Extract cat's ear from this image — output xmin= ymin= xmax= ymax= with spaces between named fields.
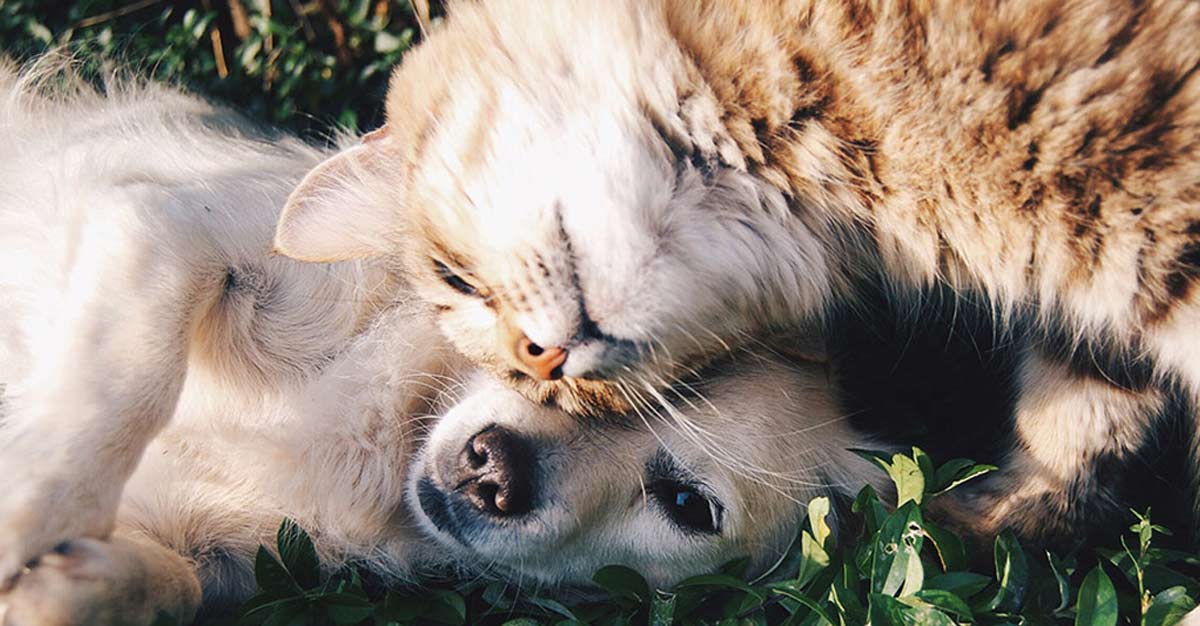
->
xmin=274 ymin=126 xmax=399 ymax=262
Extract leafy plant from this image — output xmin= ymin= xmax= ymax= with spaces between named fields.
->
xmin=232 ymin=449 xmax=1200 ymax=625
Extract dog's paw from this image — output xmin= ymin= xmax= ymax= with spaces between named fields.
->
xmin=0 ymin=473 xmax=123 ymax=589
xmin=0 ymin=538 xmax=197 ymax=626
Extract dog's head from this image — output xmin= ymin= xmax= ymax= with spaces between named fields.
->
xmin=406 ymin=352 xmax=874 ymax=588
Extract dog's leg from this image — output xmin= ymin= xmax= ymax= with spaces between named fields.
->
xmin=0 ymin=534 xmax=201 ymax=626
xmin=0 ymin=206 xmax=217 ymax=586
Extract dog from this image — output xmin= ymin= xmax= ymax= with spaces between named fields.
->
xmin=0 ymin=59 xmax=880 ymax=625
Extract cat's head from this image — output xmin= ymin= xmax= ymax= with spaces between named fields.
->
xmin=274 ymin=0 xmax=831 ymax=415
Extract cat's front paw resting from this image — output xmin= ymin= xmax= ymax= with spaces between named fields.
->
xmin=0 ymin=538 xmax=200 ymax=626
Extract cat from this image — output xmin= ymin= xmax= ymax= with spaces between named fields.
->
xmin=273 ymin=0 xmax=1200 ymax=531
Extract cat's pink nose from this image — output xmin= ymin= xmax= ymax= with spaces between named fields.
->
xmin=515 ymin=336 xmax=567 ymax=380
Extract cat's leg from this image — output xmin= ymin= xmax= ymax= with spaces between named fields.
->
xmin=0 ymin=534 xmax=202 ymax=626
xmin=933 ymin=350 xmax=1165 ymax=544
xmin=0 ymin=201 xmax=222 ymax=587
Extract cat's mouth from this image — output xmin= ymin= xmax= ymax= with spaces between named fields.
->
xmin=500 ymin=369 xmax=637 ymax=417
xmin=555 ymin=336 xmax=643 ymax=380
xmin=497 ymin=349 xmax=718 ymax=419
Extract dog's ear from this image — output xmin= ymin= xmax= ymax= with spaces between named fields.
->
xmin=274 ymin=126 xmax=399 ymax=262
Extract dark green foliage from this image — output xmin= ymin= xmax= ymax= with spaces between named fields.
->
xmin=233 ymin=450 xmax=1200 ymax=625
xmin=0 ymin=0 xmax=442 ymax=137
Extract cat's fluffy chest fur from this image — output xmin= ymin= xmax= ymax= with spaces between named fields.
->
xmin=276 ymin=0 xmax=1200 ymax=435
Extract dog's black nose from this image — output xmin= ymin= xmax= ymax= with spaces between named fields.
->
xmin=454 ymin=426 xmax=535 ymax=517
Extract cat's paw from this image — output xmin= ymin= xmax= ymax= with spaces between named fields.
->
xmin=0 ymin=538 xmax=196 ymax=626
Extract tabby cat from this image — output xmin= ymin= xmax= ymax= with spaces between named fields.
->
xmin=276 ymin=0 xmax=1200 ymax=512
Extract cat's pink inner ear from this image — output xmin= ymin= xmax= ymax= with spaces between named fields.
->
xmin=274 ymin=141 xmax=398 ymax=262
xmin=362 ymin=124 xmax=389 ymax=143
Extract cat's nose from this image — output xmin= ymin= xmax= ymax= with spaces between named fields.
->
xmin=454 ymin=426 xmax=535 ymax=517
xmin=515 ymin=336 xmax=567 ymax=380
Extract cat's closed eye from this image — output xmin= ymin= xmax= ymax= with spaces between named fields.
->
xmin=432 ymin=259 xmax=481 ymax=297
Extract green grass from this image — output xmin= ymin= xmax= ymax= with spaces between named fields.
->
xmin=0 ymin=0 xmax=442 ymax=137
xmin=230 ymin=450 xmax=1200 ymax=626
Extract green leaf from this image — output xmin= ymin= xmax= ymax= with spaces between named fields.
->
xmin=796 ymin=531 xmax=831 ymax=588
xmin=318 ymin=592 xmax=374 ymax=624
xmin=926 ymin=572 xmax=991 ymax=599
xmin=912 ymin=447 xmax=936 ymax=491
xmin=830 ymin=561 xmax=868 ymax=624
xmin=259 ymin=599 xmax=311 ymax=626
xmin=276 ymin=519 xmax=320 ymax=590
xmin=674 ymin=574 xmax=764 ymax=601
xmin=852 ymin=485 xmax=888 ymax=536
xmin=1143 ymin=586 xmax=1196 ymax=626
xmin=650 ymin=592 xmax=676 ymax=626
xmin=888 ymin=454 xmax=925 ymax=506
xmin=1074 ymin=566 xmax=1118 ymax=626
xmin=871 ymin=501 xmax=925 ymax=597
xmin=527 ymin=597 xmax=579 ymax=621
xmin=720 ymin=556 xmax=752 ymax=578
xmin=593 ymin=565 xmax=651 ymax=604
xmin=849 ymin=448 xmax=893 ymax=467
xmin=869 ymin=593 xmax=955 ymax=626
xmin=929 ymin=463 xmax=998 ymax=496
xmin=913 ymin=589 xmax=973 ymax=622
xmin=253 ymin=546 xmax=301 ymax=598
xmin=986 ymin=529 xmax=1028 ymax=612
xmin=850 ymin=449 xmax=924 ymax=506
xmin=930 ymin=459 xmax=975 ymax=492
xmin=1047 ymin=551 xmax=1073 ymax=613
xmin=808 ymin=496 xmax=833 ymax=552
xmin=425 ymin=589 xmax=467 ymax=625
xmin=772 ymin=585 xmax=838 ymax=625
xmin=923 ymin=521 xmax=967 ymax=572
xmin=376 ymin=592 xmax=424 ymax=622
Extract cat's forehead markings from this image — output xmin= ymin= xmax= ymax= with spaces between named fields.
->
xmin=428 ymin=240 xmax=472 ymax=270
xmin=458 ymin=85 xmax=501 ymax=173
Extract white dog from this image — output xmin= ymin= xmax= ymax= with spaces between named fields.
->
xmin=0 ymin=60 xmax=876 ymax=625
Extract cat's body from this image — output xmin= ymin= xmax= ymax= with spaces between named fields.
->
xmin=276 ymin=0 xmax=1200 ymax=529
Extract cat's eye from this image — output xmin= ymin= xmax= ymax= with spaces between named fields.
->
xmin=650 ymin=478 xmax=723 ymax=535
xmin=432 ymin=259 xmax=479 ymax=297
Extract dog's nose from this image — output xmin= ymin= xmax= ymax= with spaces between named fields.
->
xmin=455 ymin=426 xmax=535 ymax=516
xmin=515 ymin=336 xmax=567 ymax=380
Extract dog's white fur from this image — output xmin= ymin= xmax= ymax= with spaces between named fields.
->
xmin=0 ymin=60 xmax=877 ymax=624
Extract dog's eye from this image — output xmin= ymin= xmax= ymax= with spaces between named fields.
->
xmin=651 ymin=479 xmax=723 ymax=535
xmin=432 ymin=259 xmax=479 ymax=297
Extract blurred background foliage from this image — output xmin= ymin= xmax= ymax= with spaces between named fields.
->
xmin=0 ymin=0 xmax=444 ymax=138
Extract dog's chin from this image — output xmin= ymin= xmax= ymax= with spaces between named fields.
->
xmin=404 ymin=457 xmax=465 ymax=547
